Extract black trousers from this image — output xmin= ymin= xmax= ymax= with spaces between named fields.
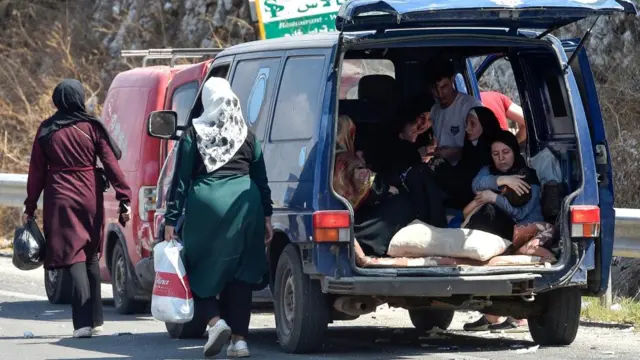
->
xmin=194 ymin=280 xmax=252 ymax=338
xmin=68 ymin=254 xmax=103 ymax=330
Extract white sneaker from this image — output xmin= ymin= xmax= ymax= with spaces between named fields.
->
xmin=203 ymin=319 xmax=232 ymax=358
xmin=92 ymin=326 xmax=103 ymax=335
xmin=226 ymin=340 xmax=250 ymax=358
xmin=73 ymin=327 xmax=92 ymax=338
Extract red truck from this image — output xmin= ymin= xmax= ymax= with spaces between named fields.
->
xmin=43 ymin=49 xmax=221 ymax=313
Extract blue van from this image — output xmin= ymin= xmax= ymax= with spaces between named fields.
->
xmin=146 ymin=0 xmax=637 ymax=354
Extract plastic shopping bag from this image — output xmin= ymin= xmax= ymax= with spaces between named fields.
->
xmin=12 ymin=218 xmax=46 ymax=271
xmin=151 ymin=240 xmax=194 ymax=323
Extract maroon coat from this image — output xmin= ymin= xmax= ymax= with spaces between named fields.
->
xmin=24 ymin=121 xmax=131 ymax=269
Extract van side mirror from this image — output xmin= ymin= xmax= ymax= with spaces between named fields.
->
xmin=147 ymin=111 xmax=178 ymax=139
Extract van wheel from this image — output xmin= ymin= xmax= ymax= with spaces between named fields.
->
xmin=274 ymin=244 xmax=330 ymax=354
xmin=111 ymin=242 xmax=147 ymax=314
xmin=408 ymin=309 xmax=455 ymax=332
xmin=44 ymin=268 xmax=72 ymax=305
xmin=528 ymin=286 xmax=581 ymax=345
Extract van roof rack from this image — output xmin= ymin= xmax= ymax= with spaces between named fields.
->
xmin=119 ymin=48 xmax=224 ymax=67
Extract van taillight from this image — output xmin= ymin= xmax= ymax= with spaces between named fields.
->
xmin=570 ymin=205 xmax=600 ymax=238
xmin=312 ymin=211 xmax=350 ymax=242
xmin=139 ymin=186 xmax=157 ymax=222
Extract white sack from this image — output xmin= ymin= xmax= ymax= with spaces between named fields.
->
xmin=387 ymin=220 xmax=511 ymax=261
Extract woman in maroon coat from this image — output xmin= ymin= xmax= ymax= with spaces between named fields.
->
xmin=23 ymin=79 xmax=132 ymax=338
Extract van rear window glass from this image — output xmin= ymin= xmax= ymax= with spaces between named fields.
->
xmin=171 ymin=81 xmax=199 ymax=127
xmin=270 ymin=56 xmax=326 ymax=141
xmin=340 ymin=59 xmax=395 ymax=99
xmin=231 ymin=58 xmax=281 ymax=141
xmin=527 ymin=55 xmax=574 ymax=136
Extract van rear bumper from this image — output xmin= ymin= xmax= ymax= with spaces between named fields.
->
xmin=320 ymin=274 xmax=540 ymax=297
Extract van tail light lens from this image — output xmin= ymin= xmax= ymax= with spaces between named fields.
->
xmin=313 ymin=211 xmax=350 ymax=242
xmin=570 ymin=205 xmax=600 ymax=238
xmin=139 ymin=186 xmax=157 ymax=222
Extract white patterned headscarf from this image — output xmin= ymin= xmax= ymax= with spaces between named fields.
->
xmin=192 ymin=77 xmax=248 ymax=173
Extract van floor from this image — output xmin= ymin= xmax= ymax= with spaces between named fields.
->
xmin=354 ymin=240 xmax=554 ymax=269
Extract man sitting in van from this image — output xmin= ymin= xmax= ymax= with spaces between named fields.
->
xmin=427 ymin=56 xmax=483 ymax=165
xmin=423 ymin=56 xmax=483 ymax=209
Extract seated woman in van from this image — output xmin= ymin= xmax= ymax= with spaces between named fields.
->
xmin=468 ymin=130 xmax=556 ymax=260
xmin=406 ymin=106 xmax=502 ymax=220
xmin=365 ymin=107 xmax=449 ymax=229
xmin=333 ymin=115 xmax=416 ymax=257
xmin=366 ymin=104 xmax=432 ymax=188
xmin=443 ymin=106 xmax=504 ymax=206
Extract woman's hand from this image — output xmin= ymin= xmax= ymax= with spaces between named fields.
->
xmin=164 ymin=225 xmax=175 ymax=242
xmin=475 ymin=190 xmax=498 ymax=205
xmin=120 ymin=203 xmax=132 ymax=223
xmin=264 ymin=217 xmax=273 ymax=244
xmin=21 ymin=214 xmax=31 ymax=226
xmin=497 ymin=175 xmax=530 ymax=196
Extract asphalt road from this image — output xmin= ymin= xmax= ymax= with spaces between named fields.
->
xmin=0 ymin=255 xmax=637 ymax=360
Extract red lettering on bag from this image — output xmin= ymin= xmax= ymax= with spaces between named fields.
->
xmin=152 ymin=271 xmax=193 ymax=300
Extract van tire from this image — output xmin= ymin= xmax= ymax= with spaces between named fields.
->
xmin=274 ymin=244 xmax=330 ymax=354
xmin=111 ymin=242 xmax=147 ymax=314
xmin=408 ymin=309 xmax=455 ymax=332
xmin=44 ymin=268 xmax=73 ymax=305
xmin=528 ymin=286 xmax=581 ymax=345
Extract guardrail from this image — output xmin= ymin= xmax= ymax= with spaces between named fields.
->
xmin=611 ymin=208 xmax=640 ymax=258
xmin=0 ymin=173 xmax=38 ymax=209
xmin=1 ymin=172 xmax=638 ymax=254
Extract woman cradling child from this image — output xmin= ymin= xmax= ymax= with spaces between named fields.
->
xmin=463 ymin=130 xmax=556 ymax=332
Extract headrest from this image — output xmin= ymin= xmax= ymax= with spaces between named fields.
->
xmin=358 ymin=74 xmax=396 ymax=101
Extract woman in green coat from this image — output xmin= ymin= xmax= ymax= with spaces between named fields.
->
xmin=163 ymin=77 xmax=273 ymax=358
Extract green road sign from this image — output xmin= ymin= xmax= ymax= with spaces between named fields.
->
xmin=256 ymin=0 xmax=346 ymax=39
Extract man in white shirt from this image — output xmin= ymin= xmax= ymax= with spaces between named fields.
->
xmin=427 ymin=57 xmax=483 ymax=165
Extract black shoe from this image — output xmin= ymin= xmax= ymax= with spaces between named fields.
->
xmin=488 ymin=317 xmax=529 ymax=333
xmin=463 ymin=316 xmax=491 ymax=331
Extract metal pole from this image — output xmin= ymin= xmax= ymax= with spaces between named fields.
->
xmin=600 ymin=272 xmax=612 ymax=307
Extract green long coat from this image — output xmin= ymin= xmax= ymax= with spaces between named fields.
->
xmin=164 ymin=130 xmax=272 ymax=298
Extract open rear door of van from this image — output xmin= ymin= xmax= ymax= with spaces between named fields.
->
xmin=336 ymin=0 xmax=636 ymax=33
xmin=562 ymin=39 xmax=616 ymax=296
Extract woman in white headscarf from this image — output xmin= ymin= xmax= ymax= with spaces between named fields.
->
xmin=163 ymin=77 xmax=273 ymax=358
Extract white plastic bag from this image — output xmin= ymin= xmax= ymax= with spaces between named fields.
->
xmin=151 ymin=240 xmax=194 ymax=323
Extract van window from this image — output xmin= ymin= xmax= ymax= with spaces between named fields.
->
xmin=340 ymin=59 xmax=395 ymax=99
xmin=270 ymin=56 xmax=326 ymax=141
xmin=183 ymin=63 xmax=231 ymax=128
xmin=210 ymin=63 xmax=230 ymax=79
xmin=230 ymin=58 xmax=281 ymax=141
xmin=525 ymin=55 xmax=574 ymax=137
xmin=171 ymin=81 xmax=199 ymax=127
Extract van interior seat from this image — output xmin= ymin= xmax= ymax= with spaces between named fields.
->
xmin=339 ymin=74 xmax=398 ymax=162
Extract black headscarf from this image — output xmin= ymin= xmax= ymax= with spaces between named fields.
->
xmin=37 ymin=79 xmax=122 ymax=160
xmin=460 ymin=106 xmax=503 ymax=172
xmin=489 ymin=130 xmax=540 ymax=206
